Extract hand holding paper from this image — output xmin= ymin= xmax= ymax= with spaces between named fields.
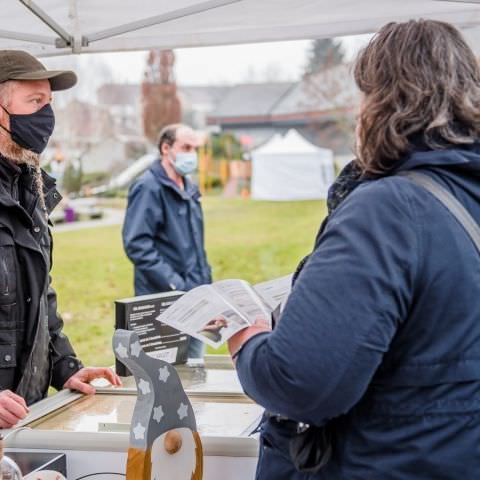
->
xmin=156 ymin=275 xmax=292 ymax=348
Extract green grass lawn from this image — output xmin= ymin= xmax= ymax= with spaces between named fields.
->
xmin=51 ymin=197 xmax=327 ymax=366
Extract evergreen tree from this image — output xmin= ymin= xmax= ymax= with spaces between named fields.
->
xmin=305 ymin=38 xmax=345 ymax=75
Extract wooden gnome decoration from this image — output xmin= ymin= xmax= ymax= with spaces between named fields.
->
xmin=113 ymin=330 xmax=203 ymax=480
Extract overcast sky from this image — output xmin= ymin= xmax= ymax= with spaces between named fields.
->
xmin=97 ymin=35 xmax=371 ymax=84
xmin=44 ymin=34 xmax=372 ymax=102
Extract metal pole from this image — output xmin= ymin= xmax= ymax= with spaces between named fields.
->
xmin=0 ymin=29 xmax=56 ymax=45
xmin=69 ymin=0 xmax=84 ymax=53
xmin=435 ymin=0 xmax=480 ymax=3
xmin=86 ymin=0 xmax=242 ymax=44
xmin=18 ymin=0 xmax=73 ymax=46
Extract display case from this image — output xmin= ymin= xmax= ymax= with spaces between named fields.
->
xmin=4 ymin=356 xmax=261 ymax=480
xmin=6 ymin=452 xmax=66 ymax=478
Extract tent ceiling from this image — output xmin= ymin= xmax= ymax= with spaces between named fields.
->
xmin=2 ymin=0 xmax=480 ymax=56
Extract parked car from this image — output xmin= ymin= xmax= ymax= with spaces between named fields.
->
xmin=49 ymin=197 xmax=104 ymax=224
xmin=70 ymin=198 xmax=104 ymax=220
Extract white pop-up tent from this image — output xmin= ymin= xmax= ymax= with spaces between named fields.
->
xmin=1 ymin=1 xmax=480 ymax=56
xmin=251 ymin=129 xmax=334 ymax=201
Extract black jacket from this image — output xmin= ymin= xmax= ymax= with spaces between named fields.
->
xmin=0 ymin=157 xmax=82 ymax=405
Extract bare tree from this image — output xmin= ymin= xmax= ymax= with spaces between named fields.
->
xmin=299 ymin=38 xmax=357 ymax=154
xmin=301 ymin=62 xmax=359 ymax=154
xmin=142 ymin=50 xmax=182 ymax=144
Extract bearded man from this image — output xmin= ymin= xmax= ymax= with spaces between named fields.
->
xmin=0 ymin=50 xmax=121 ymax=429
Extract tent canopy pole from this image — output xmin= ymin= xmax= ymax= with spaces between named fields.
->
xmin=85 ymin=0 xmax=242 ymax=44
xmin=18 ymin=0 xmax=73 ymax=47
xmin=0 ymin=29 xmax=55 ymax=45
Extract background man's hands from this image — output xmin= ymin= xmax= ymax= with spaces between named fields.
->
xmin=0 ymin=390 xmax=29 ymax=428
xmin=63 ymin=367 xmax=122 ymax=395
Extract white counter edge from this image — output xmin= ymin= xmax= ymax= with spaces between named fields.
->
xmin=4 ymin=430 xmax=259 ymax=457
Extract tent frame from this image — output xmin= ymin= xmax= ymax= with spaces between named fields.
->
xmin=12 ymin=0 xmax=242 ymax=53
xmin=19 ymin=0 xmax=72 ymax=47
xmin=2 ymin=0 xmax=480 ymax=55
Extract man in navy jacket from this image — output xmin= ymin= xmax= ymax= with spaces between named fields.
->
xmin=123 ymin=124 xmax=212 ymax=359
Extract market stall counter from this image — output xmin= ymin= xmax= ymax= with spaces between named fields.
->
xmin=3 ymin=356 xmax=261 ymax=480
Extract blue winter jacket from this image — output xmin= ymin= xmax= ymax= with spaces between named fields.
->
xmin=122 ymin=160 xmax=211 ymax=295
xmin=236 ymin=145 xmax=480 ymax=479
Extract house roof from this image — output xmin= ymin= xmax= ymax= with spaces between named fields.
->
xmin=209 ymin=82 xmax=294 ymax=119
xmin=179 ymin=86 xmax=231 ymax=110
xmin=207 ymin=65 xmax=359 ymax=124
xmin=97 ymin=83 xmax=231 ymax=111
xmin=94 ymin=68 xmax=360 ymax=136
xmin=271 ymin=64 xmax=359 ymax=117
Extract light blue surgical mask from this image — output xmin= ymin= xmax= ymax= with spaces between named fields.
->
xmin=173 ymin=152 xmax=198 ymax=176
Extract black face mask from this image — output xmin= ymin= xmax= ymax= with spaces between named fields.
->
xmin=0 ymin=103 xmax=55 ymax=154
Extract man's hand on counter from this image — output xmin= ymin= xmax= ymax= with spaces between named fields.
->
xmin=63 ymin=367 xmax=122 ymax=395
xmin=0 ymin=390 xmax=29 ymax=428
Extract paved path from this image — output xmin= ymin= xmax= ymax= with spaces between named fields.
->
xmin=52 ymin=208 xmax=125 ymax=233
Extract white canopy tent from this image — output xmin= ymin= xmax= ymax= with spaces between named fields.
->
xmin=1 ymin=1 xmax=480 ymax=56
xmin=251 ymin=129 xmax=334 ymax=201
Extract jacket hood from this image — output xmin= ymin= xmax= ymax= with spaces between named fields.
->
xmin=398 ymin=143 xmax=480 ymax=175
xmin=395 ymin=143 xmax=480 ymax=205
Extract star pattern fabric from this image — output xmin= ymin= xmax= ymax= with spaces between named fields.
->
xmin=153 ymin=405 xmax=165 ymax=423
xmin=113 ymin=329 xmax=197 ymax=453
xmin=138 ymin=378 xmax=151 ymax=395
xmin=177 ymin=402 xmax=188 ymax=420
xmin=130 ymin=341 xmax=142 ymax=357
xmin=158 ymin=366 xmax=170 ymax=383
xmin=133 ymin=422 xmax=146 ymax=440
xmin=115 ymin=343 xmax=128 ymax=359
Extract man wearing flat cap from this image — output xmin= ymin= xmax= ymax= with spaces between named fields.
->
xmin=0 ymin=50 xmax=121 ymax=428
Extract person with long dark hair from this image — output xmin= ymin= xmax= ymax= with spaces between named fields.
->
xmin=228 ymin=20 xmax=480 ymax=479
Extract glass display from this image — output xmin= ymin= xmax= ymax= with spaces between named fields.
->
xmin=0 ymin=436 xmax=22 ymax=480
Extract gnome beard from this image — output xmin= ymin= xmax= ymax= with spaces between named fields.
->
xmin=151 ymin=428 xmax=198 ymax=480
xmin=0 ymin=128 xmax=45 ymax=207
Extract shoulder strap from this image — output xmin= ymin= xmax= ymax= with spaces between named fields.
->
xmin=397 ymin=170 xmax=480 ymax=253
